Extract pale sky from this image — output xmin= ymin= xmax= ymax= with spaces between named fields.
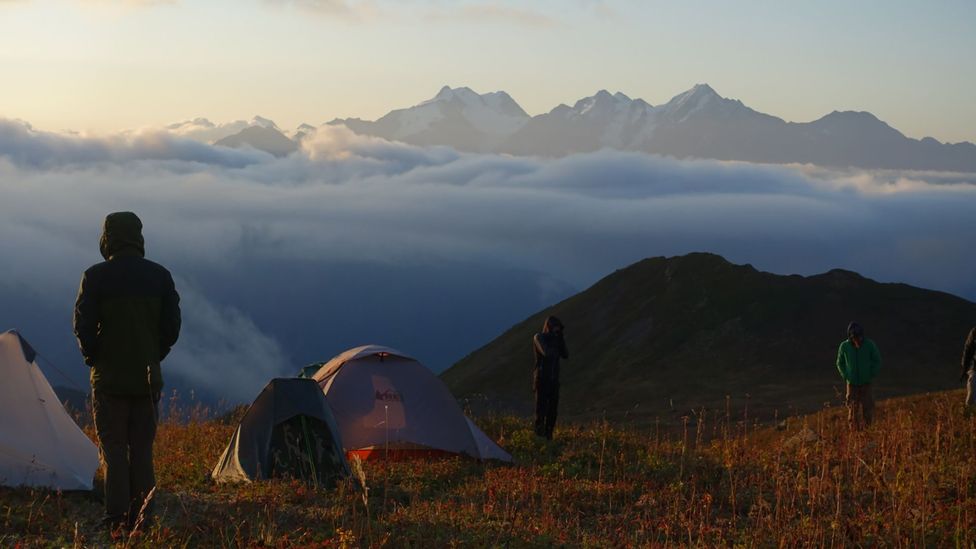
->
xmin=1 ymin=0 xmax=974 ymax=143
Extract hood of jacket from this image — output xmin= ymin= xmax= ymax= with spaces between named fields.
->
xmin=99 ymin=211 xmax=145 ymax=260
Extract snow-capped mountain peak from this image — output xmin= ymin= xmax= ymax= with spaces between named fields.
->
xmin=660 ymin=83 xmax=741 ymax=123
xmin=572 ymin=89 xmax=655 ymax=119
xmin=164 ymin=117 xmax=251 ymax=143
xmin=434 ymin=84 xmax=454 ymax=99
xmin=427 ymin=85 xmax=465 ymax=103
xmin=422 ymin=85 xmax=488 ymax=109
xmin=291 ymin=123 xmax=319 ymax=141
xmin=166 ymin=117 xmax=216 ymax=130
xmin=480 ymin=90 xmax=528 ymax=118
xmin=250 ymin=116 xmax=279 ymax=130
xmin=421 ymin=86 xmax=526 ymax=116
xmin=666 ymin=83 xmax=719 ymax=109
xmin=352 ymin=85 xmax=530 ymax=149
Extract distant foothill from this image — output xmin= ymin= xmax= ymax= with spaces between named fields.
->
xmin=441 ymin=252 xmax=976 ymax=423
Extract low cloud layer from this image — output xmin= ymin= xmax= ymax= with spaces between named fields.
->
xmin=165 ymin=282 xmax=289 ymax=401
xmin=0 ymin=120 xmax=268 ymax=169
xmin=2 ymin=119 xmax=975 ymax=401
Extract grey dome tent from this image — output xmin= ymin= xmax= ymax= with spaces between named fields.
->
xmin=212 ymin=378 xmax=350 ymax=486
xmin=309 ymin=345 xmax=512 ymax=462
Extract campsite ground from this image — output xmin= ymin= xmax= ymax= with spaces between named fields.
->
xmin=1 ymin=390 xmax=975 ymax=547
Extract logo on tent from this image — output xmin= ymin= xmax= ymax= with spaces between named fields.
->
xmin=375 ymin=389 xmax=404 ymax=403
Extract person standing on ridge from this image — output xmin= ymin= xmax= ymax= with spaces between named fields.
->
xmin=835 ymin=321 xmax=881 ymax=430
xmin=533 ymin=316 xmax=568 ymax=440
xmin=959 ymin=327 xmax=976 ymax=411
xmin=73 ymin=212 xmax=181 ymax=534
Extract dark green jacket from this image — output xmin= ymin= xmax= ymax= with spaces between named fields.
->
xmin=836 ymin=338 xmax=881 ymax=386
xmin=73 ymin=212 xmax=181 ymax=395
xmin=533 ymin=332 xmax=568 ymax=388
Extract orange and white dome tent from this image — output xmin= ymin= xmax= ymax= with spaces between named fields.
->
xmin=0 ymin=330 xmax=99 ymax=490
xmin=309 ymin=345 xmax=512 ymax=462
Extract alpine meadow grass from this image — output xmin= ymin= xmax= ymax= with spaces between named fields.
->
xmin=1 ymin=390 xmax=974 ymax=547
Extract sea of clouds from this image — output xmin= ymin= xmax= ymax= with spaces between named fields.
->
xmin=2 ymin=119 xmax=975 ymax=402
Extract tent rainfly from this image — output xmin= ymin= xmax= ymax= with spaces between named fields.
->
xmin=212 ymin=378 xmax=350 ymax=486
xmin=0 ymin=330 xmax=99 ymax=490
xmin=309 ymin=345 xmax=512 ymax=462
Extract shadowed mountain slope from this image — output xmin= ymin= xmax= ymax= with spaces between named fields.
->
xmin=442 ymin=253 xmax=975 ymax=423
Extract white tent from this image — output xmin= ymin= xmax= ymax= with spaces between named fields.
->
xmin=311 ymin=345 xmax=512 ymax=462
xmin=0 ymin=330 xmax=99 ymax=490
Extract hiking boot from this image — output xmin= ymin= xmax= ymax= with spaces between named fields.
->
xmin=100 ymin=514 xmax=128 ymax=537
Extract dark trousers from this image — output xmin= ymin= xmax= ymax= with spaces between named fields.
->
xmin=534 ymin=382 xmax=559 ymax=439
xmin=846 ymin=383 xmax=874 ymax=430
xmin=92 ymin=390 xmax=159 ymax=524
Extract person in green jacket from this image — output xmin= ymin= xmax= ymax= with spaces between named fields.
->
xmin=73 ymin=212 xmax=181 ymax=534
xmin=835 ymin=321 xmax=881 ymax=430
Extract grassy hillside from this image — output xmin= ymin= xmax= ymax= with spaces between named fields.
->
xmin=1 ymin=391 xmax=975 ymax=546
xmin=442 ymin=253 xmax=976 ymax=423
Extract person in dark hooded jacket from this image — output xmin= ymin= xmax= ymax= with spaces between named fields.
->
xmin=533 ymin=316 xmax=568 ymax=439
xmin=73 ymin=212 xmax=180 ymax=533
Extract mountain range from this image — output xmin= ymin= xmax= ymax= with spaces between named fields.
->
xmin=330 ymin=84 xmax=976 ymax=171
xmin=441 ymin=253 xmax=975 ymax=424
xmin=205 ymin=84 xmax=976 ymax=171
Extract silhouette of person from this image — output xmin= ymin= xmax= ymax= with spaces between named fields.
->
xmin=73 ymin=212 xmax=181 ymax=533
xmin=533 ymin=316 xmax=568 ymax=440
